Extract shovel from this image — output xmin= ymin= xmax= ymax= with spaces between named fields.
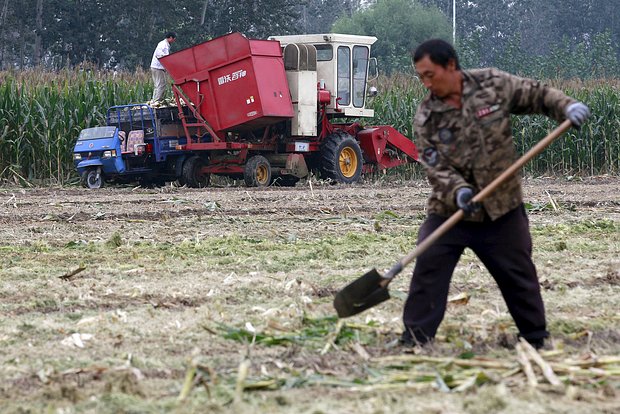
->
xmin=334 ymin=119 xmax=573 ymax=318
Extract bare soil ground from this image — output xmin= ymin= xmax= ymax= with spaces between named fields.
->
xmin=0 ymin=176 xmax=619 ymax=413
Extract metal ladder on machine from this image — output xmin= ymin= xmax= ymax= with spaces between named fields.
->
xmin=171 ymin=84 xmax=220 ymax=148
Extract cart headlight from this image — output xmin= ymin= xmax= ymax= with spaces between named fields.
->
xmin=73 ymin=153 xmax=82 ymax=160
xmin=102 ymin=150 xmax=117 ymax=158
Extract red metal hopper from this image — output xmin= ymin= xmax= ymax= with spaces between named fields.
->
xmin=159 ymin=32 xmax=294 ymax=133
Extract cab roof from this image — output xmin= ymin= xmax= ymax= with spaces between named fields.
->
xmin=268 ymin=33 xmax=377 ymax=46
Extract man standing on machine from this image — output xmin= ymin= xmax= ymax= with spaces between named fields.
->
xmin=150 ymin=32 xmax=177 ymax=104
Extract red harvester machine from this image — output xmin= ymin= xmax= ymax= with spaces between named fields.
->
xmin=158 ymin=32 xmax=418 ymax=187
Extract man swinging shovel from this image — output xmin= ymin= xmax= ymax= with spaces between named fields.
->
xmin=334 ymin=39 xmax=590 ymax=350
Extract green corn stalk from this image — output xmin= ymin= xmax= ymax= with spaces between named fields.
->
xmin=0 ymin=70 xmax=618 ymax=184
xmin=0 ymin=69 xmax=151 ymax=184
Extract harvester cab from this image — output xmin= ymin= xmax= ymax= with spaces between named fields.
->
xmin=264 ymin=33 xmax=379 ymax=142
xmin=269 ymin=33 xmax=378 ymax=122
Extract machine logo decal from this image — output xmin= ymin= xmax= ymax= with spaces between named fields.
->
xmin=217 ymin=69 xmax=247 ymax=86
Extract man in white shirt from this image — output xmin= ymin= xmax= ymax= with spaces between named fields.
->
xmin=150 ymin=32 xmax=176 ymax=103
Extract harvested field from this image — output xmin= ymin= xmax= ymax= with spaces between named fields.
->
xmin=0 ymin=177 xmax=619 ymax=413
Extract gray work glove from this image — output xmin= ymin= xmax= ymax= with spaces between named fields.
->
xmin=565 ymin=102 xmax=590 ymax=127
xmin=455 ymin=187 xmax=480 ymax=216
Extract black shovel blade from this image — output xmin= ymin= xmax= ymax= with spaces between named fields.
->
xmin=333 ymin=268 xmax=391 ymax=318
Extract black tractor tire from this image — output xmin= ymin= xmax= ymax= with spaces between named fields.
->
xmin=81 ymin=167 xmax=104 ymax=189
xmin=244 ymin=155 xmax=272 ymax=187
xmin=181 ymin=156 xmax=209 ymax=188
xmin=320 ymin=131 xmax=363 ymax=184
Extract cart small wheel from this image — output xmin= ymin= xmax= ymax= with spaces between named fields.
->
xmin=81 ymin=167 xmax=104 ymax=189
xmin=244 ymin=155 xmax=271 ymax=187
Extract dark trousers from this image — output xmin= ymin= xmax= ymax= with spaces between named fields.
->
xmin=403 ymin=205 xmax=548 ymax=344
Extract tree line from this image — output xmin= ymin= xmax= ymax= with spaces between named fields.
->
xmin=1 ymin=0 xmax=618 ymax=78
xmin=0 ymin=0 xmax=360 ymax=69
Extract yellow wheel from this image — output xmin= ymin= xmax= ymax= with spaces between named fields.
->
xmin=339 ymin=146 xmax=359 ymax=178
xmin=244 ymin=155 xmax=272 ymax=187
xmin=320 ymin=132 xmax=363 ymax=183
xmin=255 ymin=163 xmax=270 ymax=186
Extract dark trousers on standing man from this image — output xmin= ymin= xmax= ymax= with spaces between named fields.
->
xmin=402 ymin=204 xmax=548 ymax=346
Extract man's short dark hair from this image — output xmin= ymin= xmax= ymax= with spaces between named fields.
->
xmin=413 ymin=39 xmax=460 ymax=70
xmin=166 ymin=32 xmax=177 ymax=39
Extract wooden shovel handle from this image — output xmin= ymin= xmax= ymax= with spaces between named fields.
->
xmin=471 ymin=119 xmax=573 ymax=204
xmin=384 ymin=119 xmax=573 ymax=281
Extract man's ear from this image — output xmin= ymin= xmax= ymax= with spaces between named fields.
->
xmin=446 ymin=59 xmax=457 ymax=71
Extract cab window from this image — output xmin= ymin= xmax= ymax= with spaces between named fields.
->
xmin=337 ymin=46 xmax=351 ymax=106
xmin=78 ymin=126 xmax=117 ymax=140
xmin=352 ymin=46 xmax=369 ymax=108
xmin=315 ymin=44 xmax=333 ymax=61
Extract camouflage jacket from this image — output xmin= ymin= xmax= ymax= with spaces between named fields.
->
xmin=413 ymin=68 xmax=575 ymax=221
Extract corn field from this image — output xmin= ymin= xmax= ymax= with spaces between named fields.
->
xmin=0 ymin=69 xmax=150 ymax=184
xmin=0 ymin=70 xmax=619 ymax=185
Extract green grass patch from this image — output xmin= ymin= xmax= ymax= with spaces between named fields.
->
xmin=532 ymin=219 xmax=618 ymax=236
xmin=216 ymin=316 xmax=381 ymax=349
xmin=1 ymin=230 xmax=419 ymax=280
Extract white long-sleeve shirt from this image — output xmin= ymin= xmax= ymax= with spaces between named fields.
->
xmin=150 ymin=39 xmax=171 ymax=70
